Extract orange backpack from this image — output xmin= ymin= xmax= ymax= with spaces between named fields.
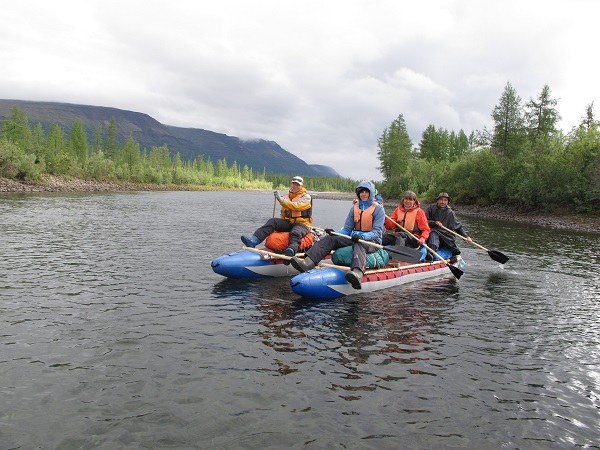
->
xmin=265 ymin=231 xmax=315 ymax=252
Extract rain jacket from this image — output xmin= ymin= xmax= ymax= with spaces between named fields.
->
xmin=425 ymin=202 xmax=468 ymax=246
xmin=278 ymin=186 xmax=312 ymax=226
xmin=337 ymin=181 xmax=384 ymax=244
xmin=385 ymin=198 xmax=430 ymax=241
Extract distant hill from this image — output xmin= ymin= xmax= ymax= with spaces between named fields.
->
xmin=0 ymin=99 xmax=340 ymax=177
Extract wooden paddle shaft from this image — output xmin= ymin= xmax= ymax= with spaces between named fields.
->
xmin=245 ymin=246 xmax=292 ymax=260
xmin=245 ymin=246 xmax=446 ymax=273
xmin=312 ymin=226 xmax=422 ymax=263
xmin=312 ymin=227 xmax=385 ymax=251
xmin=320 ymin=259 xmax=448 ymax=273
xmin=438 ymin=224 xmax=489 ymax=252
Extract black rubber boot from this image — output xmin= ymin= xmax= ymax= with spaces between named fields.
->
xmin=345 ymin=268 xmax=363 ymax=290
xmin=290 ymin=256 xmax=315 ymax=273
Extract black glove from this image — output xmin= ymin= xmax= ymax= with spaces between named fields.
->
xmin=351 ymin=234 xmax=360 ymax=243
xmin=324 ymin=228 xmax=335 ymax=235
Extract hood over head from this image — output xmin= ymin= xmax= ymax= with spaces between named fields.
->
xmin=355 ymin=180 xmax=375 ymax=205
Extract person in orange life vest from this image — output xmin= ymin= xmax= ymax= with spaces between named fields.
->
xmin=382 ymin=190 xmax=430 ymax=249
xmin=241 ymin=176 xmax=312 ymax=258
xmin=290 ymin=180 xmax=384 ymax=290
xmin=426 ymin=192 xmax=472 ymax=256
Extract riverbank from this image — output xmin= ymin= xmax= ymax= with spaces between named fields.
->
xmin=312 ymin=191 xmax=600 ymax=234
xmin=450 ymin=203 xmax=600 ymax=234
xmin=0 ymin=175 xmax=211 ymax=193
xmin=2 ymin=176 xmax=599 ymax=234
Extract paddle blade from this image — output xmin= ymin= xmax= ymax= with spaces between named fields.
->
xmin=448 ymin=264 xmax=464 ymax=280
xmin=384 ymin=246 xmax=422 ymax=264
xmin=488 ymin=250 xmax=509 ymax=264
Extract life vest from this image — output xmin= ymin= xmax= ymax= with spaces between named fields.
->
xmin=353 ymin=204 xmax=376 ymax=231
xmin=398 ymin=208 xmax=420 ymax=234
xmin=283 ymin=192 xmax=312 ymax=224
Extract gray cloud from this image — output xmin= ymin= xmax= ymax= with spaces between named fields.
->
xmin=1 ymin=0 xmax=597 ymax=180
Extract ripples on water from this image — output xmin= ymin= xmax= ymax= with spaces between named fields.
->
xmin=0 ymin=191 xmax=598 ymax=449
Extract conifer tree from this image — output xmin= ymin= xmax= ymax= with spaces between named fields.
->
xmin=580 ymin=102 xmax=598 ymax=132
xmin=490 ymin=81 xmax=526 ymax=160
xmin=242 ymin=164 xmax=251 ymax=180
xmin=229 ymin=161 xmax=239 ymax=178
xmin=525 ymin=84 xmax=561 ymax=147
xmin=120 ymin=136 xmax=140 ymax=172
xmin=45 ymin=124 xmax=67 ymax=174
xmin=451 ymin=130 xmax=471 ymax=160
xmin=104 ymin=118 xmax=119 ymax=159
xmin=377 ymin=114 xmax=412 ymax=183
xmin=158 ymin=145 xmax=171 ymax=171
xmin=31 ymin=123 xmax=46 ymax=162
xmin=69 ymin=119 xmax=88 ymax=164
xmin=173 ymin=151 xmax=183 ymax=169
xmin=418 ymin=125 xmax=439 ymax=160
xmin=92 ymin=125 xmax=103 ymax=155
xmin=193 ymin=155 xmax=205 ymax=172
xmin=1 ymin=106 xmax=32 ymax=152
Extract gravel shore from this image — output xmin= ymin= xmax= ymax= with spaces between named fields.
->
xmin=312 ymin=191 xmax=600 ymax=234
xmin=2 ymin=177 xmax=598 ymax=234
xmin=0 ymin=175 xmax=209 ymax=193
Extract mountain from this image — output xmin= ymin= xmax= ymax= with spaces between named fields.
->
xmin=0 ymin=99 xmax=340 ymax=177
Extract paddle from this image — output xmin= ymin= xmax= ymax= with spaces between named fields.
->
xmin=244 ymin=246 xmax=306 ymax=258
xmin=245 ymin=246 xmax=292 ymax=261
xmin=313 ymin=227 xmax=422 ymax=264
xmin=379 ymin=245 xmax=423 ymax=263
xmin=246 ymin=247 xmax=451 ymax=274
xmin=384 ymin=216 xmax=464 ymax=280
xmin=320 ymin=259 xmax=451 ymax=273
xmin=438 ymin=224 xmax=509 ymax=264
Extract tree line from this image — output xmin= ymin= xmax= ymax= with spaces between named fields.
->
xmin=376 ymin=82 xmax=600 ymax=212
xmin=2 ymin=81 xmax=599 ymax=212
xmin=0 ymin=107 xmax=360 ymax=192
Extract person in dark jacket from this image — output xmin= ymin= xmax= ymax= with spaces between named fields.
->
xmin=290 ymin=181 xmax=384 ymax=290
xmin=425 ymin=192 xmax=472 ymax=257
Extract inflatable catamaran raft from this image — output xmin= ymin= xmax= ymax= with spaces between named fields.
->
xmin=211 ymin=241 xmax=465 ymax=298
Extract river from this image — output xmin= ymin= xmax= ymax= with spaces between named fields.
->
xmin=0 ymin=190 xmax=598 ymax=449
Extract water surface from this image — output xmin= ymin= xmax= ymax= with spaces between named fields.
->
xmin=1 ymin=191 xmax=598 ymax=449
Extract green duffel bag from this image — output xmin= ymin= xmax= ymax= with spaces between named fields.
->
xmin=331 ymin=245 xmax=389 ymax=269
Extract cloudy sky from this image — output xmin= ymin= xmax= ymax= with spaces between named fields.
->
xmin=1 ymin=0 xmax=597 ymax=180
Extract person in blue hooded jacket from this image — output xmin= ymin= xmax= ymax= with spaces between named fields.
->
xmin=290 ymin=181 xmax=384 ymax=290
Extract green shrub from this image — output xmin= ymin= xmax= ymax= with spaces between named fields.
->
xmin=0 ymin=139 xmax=42 ymax=182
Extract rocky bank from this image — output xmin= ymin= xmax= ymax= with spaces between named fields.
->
xmin=0 ymin=175 xmax=208 ymax=193
xmin=312 ymin=192 xmax=600 ymax=234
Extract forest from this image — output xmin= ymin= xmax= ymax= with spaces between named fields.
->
xmin=0 ymin=81 xmax=598 ymax=212
xmin=376 ymin=82 xmax=599 ymax=212
xmin=0 ymin=106 xmax=359 ymax=193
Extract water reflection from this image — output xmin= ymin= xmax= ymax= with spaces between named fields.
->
xmin=227 ymin=275 xmax=463 ymax=383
